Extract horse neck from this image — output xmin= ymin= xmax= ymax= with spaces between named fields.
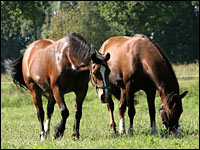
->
xmin=145 ymin=40 xmax=180 ymax=103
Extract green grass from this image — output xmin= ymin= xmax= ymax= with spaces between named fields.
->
xmin=1 ymin=63 xmax=199 ymax=149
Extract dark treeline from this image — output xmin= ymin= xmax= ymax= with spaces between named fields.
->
xmin=1 ymin=1 xmax=199 ymax=72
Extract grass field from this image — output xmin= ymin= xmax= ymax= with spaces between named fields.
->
xmin=1 ymin=63 xmax=199 ymax=149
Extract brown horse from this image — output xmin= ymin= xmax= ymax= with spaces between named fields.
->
xmin=92 ymin=34 xmax=188 ymax=135
xmin=4 ymin=33 xmax=111 ymax=141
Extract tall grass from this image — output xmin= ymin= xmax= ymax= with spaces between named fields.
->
xmin=1 ymin=63 xmax=199 ymax=149
xmin=172 ymin=62 xmax=199 ymax=77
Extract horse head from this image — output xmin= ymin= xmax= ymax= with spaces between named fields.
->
xmin=159 ymin=91 xmax=188 ymax=133
xmin=90 ymin=52 xmax=111 ymax=103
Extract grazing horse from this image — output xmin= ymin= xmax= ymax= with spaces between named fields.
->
xmin=4 ymin=33 xmax=111 ymax=141
xmin=91 ymin=34 xmax=188 ymax=135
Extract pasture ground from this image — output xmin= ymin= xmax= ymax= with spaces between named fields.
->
xmin=1 ymin=63 xmax=199 ymax=149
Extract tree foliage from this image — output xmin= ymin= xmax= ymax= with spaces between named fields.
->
xmin=41 ymin=1 xmax=110 ymax=49
xmin=1 ymin=1 xmax=49 ymax=72
xmin=1 ymin=1 xmax=49 ymax=40
xmin=98 ymin=1 xmax=199 ymax=63
xmin=154 ymin=1 xmax=199 ymax=63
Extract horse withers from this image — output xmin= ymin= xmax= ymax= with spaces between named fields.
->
xmin=91 ymin=34 xmax=188 ymax=135
xmin=4 ymin=33 xmax=111 ymax=141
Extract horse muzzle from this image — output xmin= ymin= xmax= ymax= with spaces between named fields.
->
xmin=97 ymin=88 xmax=111 ymax=103
xmin=164 ymin=122 xmax=180 ymax=134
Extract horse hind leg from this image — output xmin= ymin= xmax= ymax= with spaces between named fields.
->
xmin=44 ymin=93 xmax=56 ymax=137
xmin=126 ymin=82 xmax=135 ymax=136
xmin=30 ymin=84 xmax=46 ymax=141
xmin=52 ymin=86 xmax=69 ymax=139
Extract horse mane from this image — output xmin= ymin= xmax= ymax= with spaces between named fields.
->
xmin=148 ymin=37 xmax=178 ymax=89
xmin=67 ymin=32 xmax=99 ymax=65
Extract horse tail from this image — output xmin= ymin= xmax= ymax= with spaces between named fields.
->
xmin=4 ymin=56 xmax=27 ymax=89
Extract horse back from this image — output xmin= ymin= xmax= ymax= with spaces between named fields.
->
xmin=99 ymin=35 xmax=176 ymax=92
xmin=99 ymin=36 xmax=148 ymax=78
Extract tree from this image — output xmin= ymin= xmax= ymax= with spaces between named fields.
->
xmin=98 ymin=1 xmax=199 ymax=63
xmin=42 ymin=1 xmax=111 ymax=49
xmin=1 ymin=1 xmax=49 ymax=72
xmin=154 ymin=2 xmax=199 ymax=63
xmin=98 ymin=1 xmax=186 ymax=36
xmin=1 ymin=1 xmax=49 ymax=40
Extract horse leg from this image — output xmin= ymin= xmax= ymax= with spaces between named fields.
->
xmin=118 ymin=88 xmax=127 ymax=135
xmin=72 ymin=88 xmax=87 ymax=139
xmin=127 ymin=99 xmax=135 ymax=135
xmin=44 ymin=93 xmax=56 ymax=136
xmin=126 ymin=81 xmax=135 ymax=135
xmin=107 ymin=99 xmax=117 ymax=134
xmin=146 ymin=89 xmax=157 ymax=134
xmin=30 ymin=85 xmax=45 ymax=141
xmin=52 ymin=86 xmax=69 ymax=139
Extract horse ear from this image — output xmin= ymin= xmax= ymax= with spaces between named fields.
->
xmin=91 ymin=52 xmax=101 ymax=64
xmin=180 ymin=91 xmax=188 ymax=99
xmin=104 ymin=53 xmax=110 ymax=62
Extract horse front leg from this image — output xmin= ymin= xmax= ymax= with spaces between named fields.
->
xmin=72 ymin=88 xmax=87 ymax=139
xmin=52 ymin=86 xmax=69 ymax=139
xmin=118 ymin=88 xmax=127 ymax=135
xmin=107 ymin=99 xmax=117 ymax=134
xmin=127 ymin=100 xmax=135 ymax=135
xmin=126 ymin=81 xmax=135 ymax=135
xmin=146 ymin=89 xmax=157 ymax=134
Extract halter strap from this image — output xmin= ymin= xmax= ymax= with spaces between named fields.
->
xmin=89 ymin=64 xmax=111 ymax=90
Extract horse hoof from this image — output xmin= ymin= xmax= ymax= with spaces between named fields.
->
xmin=150 ymin=128 xmax=158 ymax=135
xmin=72 ymin=134 xmax=79 ymax=140
xmin=40 ymin=132 xmax=47 ymax=142
xmin=40 ymin=136 xmax=46 ymax=142
xmin=110 ymin=129 xmax=118 ymax=135
xmin=128 ymin=128 xmax=134 ymax=136
xmin=54 ymin=131 xmax=64 ymax=139
xmin=54 ymin=123 xmax=65 ymax=139
xmin=119 ymin=130 xmax=126 ymax=136
xmin=54 ymin=128 xmax=64 ymax=139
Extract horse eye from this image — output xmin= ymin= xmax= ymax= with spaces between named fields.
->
xmin=92 ymin=65 xmax=96 ymax=70
xmin=94 ymin=71 xmax=102 ymax=79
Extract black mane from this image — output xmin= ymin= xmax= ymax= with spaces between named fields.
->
xmin=67 ymin=32 xmax=101 ymax=65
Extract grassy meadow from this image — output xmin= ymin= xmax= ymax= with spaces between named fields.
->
xmin=1 ymin=63 xmax=199 ymax=149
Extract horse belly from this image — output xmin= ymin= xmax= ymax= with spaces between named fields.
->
xmin=57 ymin=70 xmax=89 ymax=93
